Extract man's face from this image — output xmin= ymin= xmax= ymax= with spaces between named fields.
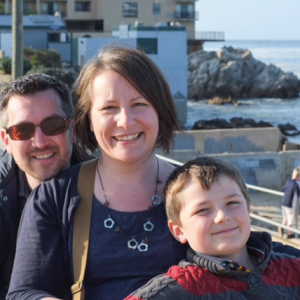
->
xmin=1 ymin=89 xmax=73 ymax=188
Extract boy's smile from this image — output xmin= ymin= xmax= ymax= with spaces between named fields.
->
xmin=169 ymin=175 xmax=251 ymax=264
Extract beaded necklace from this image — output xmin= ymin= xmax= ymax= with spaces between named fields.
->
xmin=96 ymin=157 xmax=161 ymax=252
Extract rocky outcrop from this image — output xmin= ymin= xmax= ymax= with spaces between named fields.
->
xmin=188 ymin=46 xmax=300 ymax=100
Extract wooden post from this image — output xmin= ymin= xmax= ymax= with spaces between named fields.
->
xmin=12 ymin=0 xmax=23 ymax=80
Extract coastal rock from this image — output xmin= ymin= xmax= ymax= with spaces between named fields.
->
xmin=206 ymin=96 xmax=241 ymax=105
xmin=188 ymin=46 xmax=300 ymax=100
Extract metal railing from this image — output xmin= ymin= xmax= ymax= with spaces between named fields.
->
xmin=195 ymin=31 xmax=225 ymax=41
xmin=157 ymin=154 xmax=300 ymax=243
xmin=174 ymin=10 xmax=199 ymax=20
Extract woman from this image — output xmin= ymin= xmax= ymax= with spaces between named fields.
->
xmin=7 ymin=47 xmax=187 ymax=300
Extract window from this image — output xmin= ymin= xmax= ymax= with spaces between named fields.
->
xmin=94 ymin=20 xmax=103 ymax=31
xmin=175 ymin=4 xmax=195 ymax=19
xmin=75 ymin=2 xmax=90 ymax=12
xmin=23 ymin=2 xmax=29 ymax=14
xmin=122 ymin=2 xmax=138 ymax=18
xmin=137 ymin=38 xmax=157 ymax=55
xmin=153 ymin=3 xmax=161 ymax=16
xmin=42 ymin=3 xmax=59 ymax=15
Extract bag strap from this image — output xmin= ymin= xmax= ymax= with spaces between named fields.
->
xmin=71 ymin=158 xmax=98 ymax=300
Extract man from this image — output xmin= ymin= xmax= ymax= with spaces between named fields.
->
xmin=0 ymin=73 xmax=89 ymax=299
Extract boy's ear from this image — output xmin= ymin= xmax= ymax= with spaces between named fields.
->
xmin=168 ymin=219 xmax=188 ymax=244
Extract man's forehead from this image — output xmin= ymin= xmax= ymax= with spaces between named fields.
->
xmin=6 ymin=90 xmax=65 ymax=125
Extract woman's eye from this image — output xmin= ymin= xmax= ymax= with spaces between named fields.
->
xmin=103 ymin=106 xmax=117 ymax=110
xmin=133 ymin=102 xmax=147 ymax=107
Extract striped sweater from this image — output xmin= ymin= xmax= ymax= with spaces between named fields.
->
xmin=125 ymin=231 xmax=300 ymax=300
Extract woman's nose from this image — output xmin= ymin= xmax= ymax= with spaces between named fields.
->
xmin=116 ymin=108 xmax=134 ymax=129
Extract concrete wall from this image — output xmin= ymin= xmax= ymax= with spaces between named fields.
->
xmin=173 ymin=128 xmax=284 ymax=153
xmin=157 ymin=149 xmax=300 ymax=190
xmin=156 ymin=127 xmax=300 ymax=190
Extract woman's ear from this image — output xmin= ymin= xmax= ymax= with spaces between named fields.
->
xmin=168 ymin=219 xmax=188 ymax=244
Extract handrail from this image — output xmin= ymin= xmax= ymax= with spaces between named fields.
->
xmin=246 ymin=184 xmax=284 ymax=196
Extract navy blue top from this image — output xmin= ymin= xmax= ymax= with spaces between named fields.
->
xmin=282 ymin=179 xmax=300 ymax=208
xmin=77 ymin=198 xmax=187 ymax=300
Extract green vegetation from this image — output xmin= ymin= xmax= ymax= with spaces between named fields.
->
xmin=0 ymin=48 xmax=78 ymax=87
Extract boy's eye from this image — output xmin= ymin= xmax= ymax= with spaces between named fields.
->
xmin=227 ymin=201 xmax=239 ymax=206
xmin=197 ymin=208 xmax=209 ymax=214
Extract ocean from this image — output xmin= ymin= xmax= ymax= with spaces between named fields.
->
xmin=186 ymin=40 xmax=300 ymax=144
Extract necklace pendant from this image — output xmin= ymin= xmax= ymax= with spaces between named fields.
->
xmin=104 ymin=215 xmax=115 ymax=229
xmin=143 ymin=219 xmax=154 ymax=232
xmin=138 ymin=237 xmax=149 ymax=252
xmin=114 ymin=226 xmax=122 ymax=233
xmin=128 ymin=236 xmax=138 ymax=250
xmin=151 ymin=194 xmax=162 ymax=206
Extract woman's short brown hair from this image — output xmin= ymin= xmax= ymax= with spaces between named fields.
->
xmin=73 ymin=46 xmax=180 ymax=154
xmin=165 ymin=157 xmax=250 ymax=226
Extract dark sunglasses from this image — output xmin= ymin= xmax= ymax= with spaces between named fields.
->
xmin=6 ymin=117 xmax=71 ymax=141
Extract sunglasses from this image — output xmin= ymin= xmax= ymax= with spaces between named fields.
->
xmin=6 ymin=117 xmax=71 ymax=141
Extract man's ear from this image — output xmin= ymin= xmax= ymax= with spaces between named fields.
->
xmin=1 ymin=128 xmax=12 ymax=154
xmin=168 ymin=219 xmax=188 ymax=244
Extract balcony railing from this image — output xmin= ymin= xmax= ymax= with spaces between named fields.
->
xmin=194 ymin=31 xmax=225 ymax=41
xmin=174 ymin=10 xmax=199 ymax=20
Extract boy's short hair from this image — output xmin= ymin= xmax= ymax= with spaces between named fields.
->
xmin=165 ymin=157 xmax=250 ymax=226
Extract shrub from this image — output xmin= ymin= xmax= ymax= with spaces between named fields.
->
xmin=27 ymin=67 xmax=78 ymax=87
xmin=1 ymin=57 xmax=11 ymax=74
xmin=0 ymin=57 xmax=33 ymax=75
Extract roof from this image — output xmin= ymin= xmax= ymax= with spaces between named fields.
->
xmin=0 ymin=14 xmax=66 ymax=29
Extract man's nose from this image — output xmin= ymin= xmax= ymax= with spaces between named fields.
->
xmin=31 ymin=127 xmax=49 ymax=148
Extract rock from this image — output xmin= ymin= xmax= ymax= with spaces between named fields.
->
xmin=192 ymin=118 xmax=273 ymax=130
xmin=206 ymin=96 xmax=240 ymax=105
xmin=278 ymin=123 xmax=300 ymax=136
xmin=188 ymin=46 xmax=300 ymax=100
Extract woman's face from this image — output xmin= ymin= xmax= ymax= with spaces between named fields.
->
xmin=90 ymin=70 xmax=159 ymax=164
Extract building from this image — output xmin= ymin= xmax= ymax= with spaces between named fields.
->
xmin=0 ymin=14 xmax=72 ymax=62
xmin=0 ymin=0 xmax=224 ymax=52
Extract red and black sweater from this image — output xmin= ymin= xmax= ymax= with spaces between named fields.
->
xmin=125 ymin=231 xmax=300 ymax=300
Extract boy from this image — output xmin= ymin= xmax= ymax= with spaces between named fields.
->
xmin=125 ymin=157 xmax=300 ymax=299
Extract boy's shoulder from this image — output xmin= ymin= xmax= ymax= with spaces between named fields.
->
xmin=125 ymin=262 xmax=210 ymax=300
xmin=125 ymin=259 xmax=244 ymax=300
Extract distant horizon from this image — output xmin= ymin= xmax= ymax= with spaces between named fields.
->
xmin=196 ymin=0 xmax=300 ymax=40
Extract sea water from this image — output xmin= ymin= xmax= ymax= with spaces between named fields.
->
xmin=187 ymin=40 xmax=300 ymax=144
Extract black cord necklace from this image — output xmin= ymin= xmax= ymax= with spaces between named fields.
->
xmin=96 ymin=156 xmax=162 ymax=252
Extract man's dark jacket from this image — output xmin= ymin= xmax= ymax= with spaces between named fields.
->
xmin=0 ymin=147 xmax=90 ymax=299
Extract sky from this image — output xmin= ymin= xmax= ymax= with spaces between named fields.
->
xmin=196 ymin=0 xmax=300 ymax=40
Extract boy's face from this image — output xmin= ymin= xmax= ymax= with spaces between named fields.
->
xmin=169 ymin=175 xmax=251 ymax=262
